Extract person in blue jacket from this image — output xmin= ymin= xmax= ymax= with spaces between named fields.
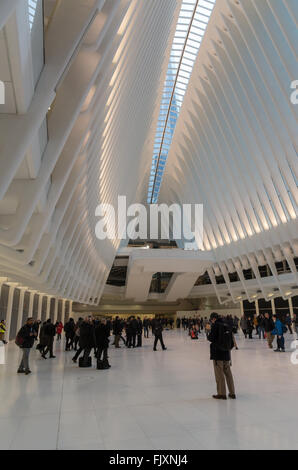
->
xmin=271 ymin=315 xmax=287 ymax=352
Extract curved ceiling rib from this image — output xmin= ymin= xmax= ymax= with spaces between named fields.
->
xmin=159 ymin=0 xmax=298 ymax=304
xmin=0 ymin=0 xmax=179 ymax=304
xmin=148 ymin=0 xmax=216 ymax=204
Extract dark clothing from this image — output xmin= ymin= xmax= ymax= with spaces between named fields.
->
xmin=95 ymin=323 xmax=110 ymax=349
xmin=264 ymin=317 xmax=275 ymax=332
xmin=130 ymin=319 xmax=138 ymax=348
xmin=143 ymin=319 xmax=150 ymax=337
xmin=246 ymin=319 xmax=253 ymax=339
xmin=136 ymin=320 xmax=142 ymax=347
xmin=42 ymin=322 xmax=55 ymax=356
xmin=113 ymin=319 xmax=122 ymax=335
xmin=97 ymin=347 xmax=108 ymax=362
xmin=126 ymin=322 xmax=133 ymax=348
xmin=153 ymin=321 xmax=166 ymax=350
xmin=207 ymin=318 xmax=231 ymax=361
xmin=44 ymin=323 xmax=56 ymax=342
xmin=19 ymin=324 xmax=35 ymax=348
xmin=154 ymin=335 xmax=166 ymax=350
xmin=277 ymin=336 xmax=285 ymax=350
xmin=79 ymin=322 xmax=95 ymax=349
xmin=64 ymin=320 xmax=75 ymax=349
xmin=39 ymin=324 xmax=47 ymax=346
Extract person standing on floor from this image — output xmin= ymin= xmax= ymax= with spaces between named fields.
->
xmin=0 ymin=319 xmax=7 ymax=345
xmin=271 ymin=315 xmax=287 ymax=352
xmin=257 ymin=314 xmax=265 ymax=339
xmin=125 ymin=318 xmax=133 ymax=348
xmin=246 ymin=316 xmax=253 ymax=339
xmin=130 ymin=316 xmax=138 ymax=348
xmin=64 ymin=318 xmax=75 ymax=351
xmin=143 ymin=317 xmax=150 ymax=338
xmin=16 ymin=317 xmax=37 ymax=375
xmin=206 ymin=312 xmax=236 ymax=400
xmin=113 ymin=316 xmax=122 ymax=348
xmin=41 ymin=319 xmax=56 ymax=359
xmin=38 ymin=321 xmax=47 ymax=357
xmin=240 ymin=315 xmax=247 ymax=338
xmin=56 ymin=321 xmax=63 ymax=340
xmin=137 ymin=317 xmax=143 ymax=347
xmin=153 ymin=319 xmax=167 ymax=351
xmin=263 ymin=312 xmax=275 ymax=349
xmin=95 ymin=318 xmax=110 ymax=369
xmin=72 ymin=316 xmax=95 ymax=363
xmin=285 ymin=313 xmax=293 ymax=335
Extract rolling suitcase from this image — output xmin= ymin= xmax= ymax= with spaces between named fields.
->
xmin=79 ymin=356 xmax=92 ymax=368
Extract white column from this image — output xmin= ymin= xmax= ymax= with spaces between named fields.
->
xmin=37 ymin=294 xmax=42 ymax=320
xmin=16 ymin=288 xmax=26 ymax=333
xmin=5 ymin=286 xmax=16 ymax=342
xmin=61 ymin=299 xmax=66 ymax=324
xmin=46 ymin=296 xmax=51 ymax=319
xmin=271 ymin=299 xmax=276 ymax=316
xmin=69 ymin=300 xmax=73 ymax=318
xmin=288 ymin=297 xmax=294 ymax=320
xmin=28 ymin=291 xmax=34 ymax=318
xmin=255 ymin=300 xmax=259 ymax=316
xmin=53 ymin=298 xmax=58 ymax=323
xmin=240 ymin=300 xmax=244 ymax=316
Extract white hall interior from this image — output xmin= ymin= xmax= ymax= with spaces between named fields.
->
xmin=0 ymin=0 xmax=297 ymax=451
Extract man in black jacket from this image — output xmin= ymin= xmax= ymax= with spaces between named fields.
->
xmin=17 ymin=317 xmax=37 ymax=375
xmin=153 ymin=319 xmax=167 ymax=351
xmin=73 ymin=317 xmax=95 ymax=364
xmin=41 ymin=319 xmax=56 ymax=359
xmin=207 ymin=313 xmax=236 ymax=400
xmin=143 ymin=317 xmax=150 ymax=338
xmin=64 ymin=318 xmax=75 ymax=351
xmin=113 ymin=316 xmax=122 ymax=348
xmin=263 ymin=312 xmax=275 ymax=349
xmin=95 ymin=319 xmax=110 ymax=368
xmin=136 ymin=317 xmax=143 ymax=347
xmin=130 ymin=316 xmax=138 ymax=348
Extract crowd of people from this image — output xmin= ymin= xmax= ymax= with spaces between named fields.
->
xmin=2 ymin=310 xmax=296 ymax=402
xmin=12 ymin=315 xmax=168 ymax=375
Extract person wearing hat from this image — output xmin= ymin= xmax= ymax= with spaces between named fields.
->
xmin=206 ymin=312 xmax=236 ymax=400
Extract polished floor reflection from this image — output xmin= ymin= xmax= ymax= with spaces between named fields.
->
xmin=0 ymin=329 xmax=297 ymax=450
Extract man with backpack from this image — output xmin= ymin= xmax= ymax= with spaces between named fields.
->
xmin=207 ymin=312 xmax=236 ymax=400
xmin=16 ymin=317 xmax=37 ymax=375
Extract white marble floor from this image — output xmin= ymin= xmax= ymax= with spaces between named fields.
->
xmin=0 ymin=329 xmax=297 ymax=450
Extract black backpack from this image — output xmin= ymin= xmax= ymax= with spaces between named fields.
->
xmin=217 ymin=322 xmax=234 ymax=351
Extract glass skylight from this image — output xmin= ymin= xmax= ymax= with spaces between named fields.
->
xmin=147 ymin=0 xmax=216 ymax=204
xmin=28 ymin=0 xmax=38 ymax=31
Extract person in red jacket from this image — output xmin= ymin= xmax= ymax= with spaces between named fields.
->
xmin=56 ymin=321 xmax=63 ymax=340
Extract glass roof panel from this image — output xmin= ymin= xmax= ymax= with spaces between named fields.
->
xmin=147 ymin=0 xmax=216 ymax=203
